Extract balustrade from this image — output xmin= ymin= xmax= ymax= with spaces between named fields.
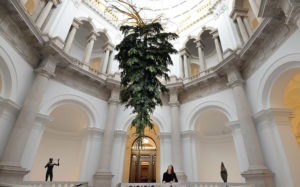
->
xmin=119 ymin=182 xmax=254 ymax=187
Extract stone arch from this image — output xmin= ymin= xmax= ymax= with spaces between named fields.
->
xmin=75 ymin=17 xmax=96 ymax=32
xmin=0 ymin=46 xmax=18 ymax=100
xmin=121 ymin=114 xmax=165 ymax=133
xmin=39 ymin=94 xmax=100 ymax=127
xmin=188 ymin=101 xmax=237 ymax=131
xmin=197 ymin=26 xmax=216 ymax=39
xmin=95 ymin=28 xmax=113 ymax=45
xmin=258 ymin=53 xmax=300 ymax=110
xmin=122 ymin=122 xmax=161 ymax=183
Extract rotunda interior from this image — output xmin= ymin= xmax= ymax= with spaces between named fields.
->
xmin=0 ymin=0 xmax=300 ymax=187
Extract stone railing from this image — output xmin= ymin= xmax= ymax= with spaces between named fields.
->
xmin=119 ymin=182 xmax=254 ymax=187
xmin=20 ymin=181 xmax=88 ymax=187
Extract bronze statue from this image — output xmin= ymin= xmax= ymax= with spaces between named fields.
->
xmin=45 ymin=158 xmax=59 ymax=182
xmin=220 ymin=162 xmax=228 ymax=185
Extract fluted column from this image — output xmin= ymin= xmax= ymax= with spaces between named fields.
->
xmin=231 ymin=9 xmax=249 ymax=44
xmin=180 ymin=49 xmax=190 ymax=78
xmin=101 ymin=43 xmax=114 ymax=74
xmin=195 ymin=40 xmax=206 ymax=71
xmin=227 ymin=65 xmax=274 ymax=187
xmin=35 ymin=0 xmax=61 ymax=29
xmin=83 ymin=32 xmax=98 ymax=64
xmin=0 ymin=98 xmax=20 ymax=160
xmin=64 ymin=20 xmax=81 ymax=53
xmin=0 ymin=57 xmax=57 ymax=183
xmin=169 ymin=90 xmax=186 ymax=182
xmin=210 ymin=30 xmax=223 ymax=62
xmin=94 ymin=88 xmax=120 ymax=187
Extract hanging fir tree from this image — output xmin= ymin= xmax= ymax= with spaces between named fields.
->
xmin=111 ymin=0 xmax=178 ymax=146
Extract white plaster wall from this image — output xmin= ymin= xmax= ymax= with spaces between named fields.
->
xmin=195 ymin=136 xmax=244 ymax=183
xmin=39 ymin=80 xmax=108 ymax=129
xmin=29 ymin=130 xmax=87 ymax=181
xmin=246 ymin=30 xmax=300 ymax=114
xmin=180 ymin=89 xmax=238 ymax=132
xmin=0 ymin=34 xmax=35 ymax=105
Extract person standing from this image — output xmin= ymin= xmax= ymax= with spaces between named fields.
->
xmin=45 ymin=158 xmax=60 ymax=182
xmin=162 ymin=165 xmax=178 ymax=184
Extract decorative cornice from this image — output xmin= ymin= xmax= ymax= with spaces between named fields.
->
xmin=0 ymin=97 xmax=21 ymax=114
xmin=254 ymin=108 xmax=293 ymax=130
xmin=35 ymin=56 xmax=57 ymax=78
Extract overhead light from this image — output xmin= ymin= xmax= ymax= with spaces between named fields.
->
xmin=143 ymin=138 xmax=149 ymax=144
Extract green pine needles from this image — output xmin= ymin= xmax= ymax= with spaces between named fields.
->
xmin=115 ymin=23 xmax=178 ymax=146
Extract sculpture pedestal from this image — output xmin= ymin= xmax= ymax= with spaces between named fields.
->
xmin=242 ymin=168 xmax=275 ymax=187
xmin=0 ymin=164 xmax=29 ymax=184
xmin=93 ymin=170 xmax=114 ymax=187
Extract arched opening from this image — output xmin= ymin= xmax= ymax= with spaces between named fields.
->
xmin=129 ymin=137 xmax=157 ymax=183
xmin=265 ymin=67 xmax=300 ymax=187
xmin=122 ymin=124 xmax=160 ymax=183
xmin=89 ymin=32 xmax=110 ymax=73
xmin=24 ymin=0 xmax=36 ymax=15
xmin=232 ymin=0 xmax=259 ymax=30
xmin=200 ymin=30 xmax=218 ymax=69
xmin=69 ymin=21 xmax=94 ymax=62
xmin=185 ymin=38 xmax=200 ymax=76
xmin=285 ymin=73 xmax=300 ymax=147
xmin=195 ymin=109 xmax=243 ymax=182
xmin=29 ymin=104 xmax=89 ymax=181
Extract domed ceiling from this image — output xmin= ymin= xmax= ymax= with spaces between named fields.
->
xmin=84 ymin=0 xmax=227 ymax=33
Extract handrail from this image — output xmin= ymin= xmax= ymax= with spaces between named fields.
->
xmin=119 ymin=182 xmax=254 ymax=187
xmin=22 ymin=181 xmax=88 ymax=187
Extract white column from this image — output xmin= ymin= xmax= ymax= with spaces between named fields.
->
xmin=64 ymin=20 xmax=81 ymax=53
xmin=0 ymin=57 xmax=57 ymax=183
xmin=236 ymin=16 xmax=249 ymax=43
xmin=93 ymin=89 xmax=120 ymax=187
xmin=183 ymin=53 xmax=189 ymax=78
xmin=210 ymin=30 xmax=223 ymax=62
xmin=169 ymin=90 xmax=186 ymax=182
xmin=227 ymin=66 xmax=274 ymax=187
xmin=248 ymin=0 xmax=260 ymax=19
xmin=80 ymin=128 xmax=103 ymax=184
xmin=255 ymin=109 xmax=300 ymax=187
xmin=83 ymin=32 xmax=98 ymax=64
xmin=195 ymin=40 xmax=206 ymax=71
xmin=35 ymin=0 xmax=61 ymax=29
xmin=243 ymin=17 xmax=253 ymax=36
xmin=21 ymin=114 xmax=52 ymax=179
xmin=0 ymin=98 xmax=20 ymax=160
xmin=101 ymin=43 xmax=114 ymax=74
xmin=227 ymin=121 xmax=249 ymax=173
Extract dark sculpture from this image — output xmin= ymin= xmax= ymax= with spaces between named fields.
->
xmin=220 ymin=162 xmax=228 ymax=185
xmin=45 ymin=158 xmax=60 ymax=182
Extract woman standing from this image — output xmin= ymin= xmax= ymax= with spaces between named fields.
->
xmin=162 ymin=165 xmax=178 ymax=184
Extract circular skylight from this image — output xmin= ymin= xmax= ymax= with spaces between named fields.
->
xmin=84 ymin=0 xmax=226 ymax=33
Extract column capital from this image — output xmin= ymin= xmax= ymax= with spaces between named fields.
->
xmin=108 ymin=88 xmax=120 ymax=104
xmin=50 ymin=0 xmax=62 ymax=7
xmin=230 ymin=8 xmax=248 ymax=21
xmin=87 ymin=31 xmax=99 ymax=42
xmin=179 ymin=48 xmax=189 ymax=56
xmin=0 ymin=97 xmax=20 ymax=114
xmin=103 ymin=42 xmax=115 ymax=52
xmin=254 ymin=108 xmax=293 ymax=130
xmin=195 ymin=39 xmax=205 ymax=48
xmin=210 ymin=29 xmax=219 ymax=39
xmin=87 ymin=127 xmax=104 ymax=138
xmin=169 ymin=90 xmax=180 ymax=106
xmin=226 ymin=65 xmax=244 ymax=88
xmin=35 ymin=56 xmax=57 ymax=78
xmin=72 ymin=19 xmax=82 ymax=29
